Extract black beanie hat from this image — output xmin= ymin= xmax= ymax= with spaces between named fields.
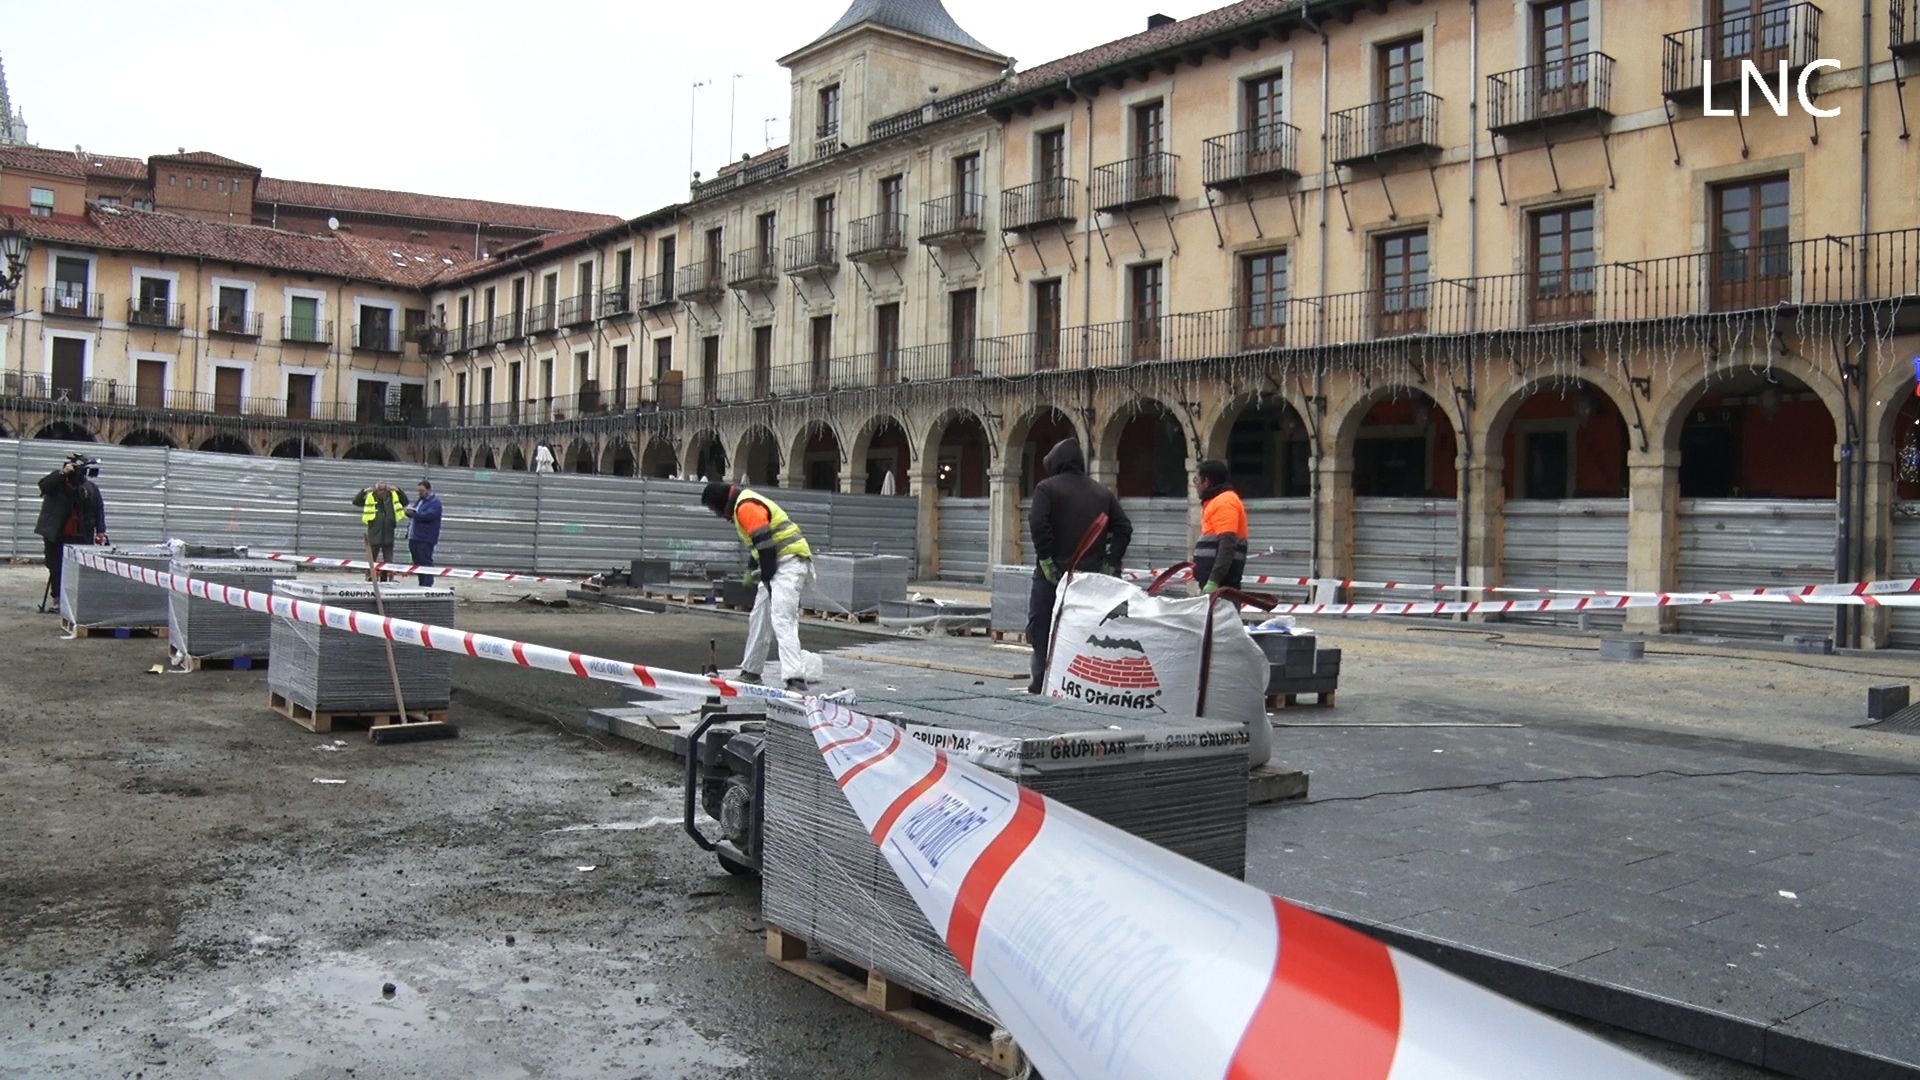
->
xmin=701 ymin=482 xmax=733 ymax=516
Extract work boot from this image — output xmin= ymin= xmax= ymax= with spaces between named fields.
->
xmin=785 ymin=678 xmax=808 ymax=693
xmin=735 ymin=670 xmax=762 ymax=685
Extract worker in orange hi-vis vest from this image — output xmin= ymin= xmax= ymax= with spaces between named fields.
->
xmin=1193 ymin=459 xmax=1248 ymax=594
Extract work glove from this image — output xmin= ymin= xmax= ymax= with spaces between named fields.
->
xmin=1040 ymin=559 xmax=1059 ymax=583
xmin=1202 ymin=582 xmax=1220 ymax=596
xmin=1104 ymin=562 xmax=1121 ymax=578
xmin=757 ymin=551 xmax=779 ymax=590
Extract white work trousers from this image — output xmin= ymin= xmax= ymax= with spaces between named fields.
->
xmin=742 ymin=557 xmax=812 ymax=681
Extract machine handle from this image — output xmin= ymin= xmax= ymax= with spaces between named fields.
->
xmin=682 ymin=712 xmax=721 ymax=852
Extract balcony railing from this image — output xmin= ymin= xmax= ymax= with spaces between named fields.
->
xmin=281 ymin=316 xmax=332 ymax=345
xmin=1663 ymin=3 xmax=1822 ymax=100
xmin=784 ymin=231 xmax=840 ymax=275
xmin=677 ymin=262 xmax=725 ymax=303
xmin=1896 ymin=0 xmax=1920 ymax=56
xmin=1331 ymin=93 xmax=1443 ymax=165
xmin=527 ymin=302 xmax=558 ymax=335
xmin=0 ymin=375 xmax=428 ymax=426
xmin=43 ymin=289 xmax=103 ymax=320
xmin=129 ymin=299 xmax=186 ymax=330
xmin=1487 ymin=52 xmax=1615 ymax=134
xmin=847 ymin=213 xmax=908 ymax=262
xmin=208 ymin=307 xmax=262 ymax=337
xmin=919 ymin=194 xmax=986 ymax=244
xmin=600 ymin=285 xmax=633 ymax=319
xmin=638 ymin=271 xmax=676 ymax=308
xmin=815 ymin=123 xmax=842 ymax=159
xmin=1001 ymin=179 xmax=1076 ymax=233
xmin=417 ymin=327 xmax=449 ymax=355
xmin=353 ymin=323 xmax=401 ymax=353
xmin=559 ymin=293 xmax=595 ymax=327
xmin=1092 ymin=152 xmax=1180 ymax=213
xmin=1202 ymin=124 xmax=1301 ymax=188
xmin=691 ymin=152 xmax=790 ymax=202
xmin=728 ymin=247 xmax=780 ymax=289
xmin=460 ymin=321 xmax=490 ymax=350
xmin=490 ymin=313 xmax=521 ymax=344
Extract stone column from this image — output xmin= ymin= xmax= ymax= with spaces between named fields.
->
xmin=1858 ymin=442 xmax=1895 ymax=648
xmin=1625 ymin=448 xmax=1680 ymax=634
xmin=987 ymin=465 xmax=1021 ymax=570
xmin=1461 ymin=451 xmax=1505 ymax=622
xmin=1315 ymin=453 xmax=1355 ymax=586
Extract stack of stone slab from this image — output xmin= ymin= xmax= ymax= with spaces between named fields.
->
xmin=762 ymin=692 xmax=1248 ymax=1018
xmin=167 ymin=556 xmax=295 ymax=660
xmin=59 ymin=544 xmax=173 ymax=629
xmin=803 ymin=554 xmax=908 ymax=615
xmin=989 ymin=564 xmax=1033 ymax=634
xmin=1254 ymin=630 xmax=1341 ymax=700
xmin=268 ymin=581 xmax=455 ymax=714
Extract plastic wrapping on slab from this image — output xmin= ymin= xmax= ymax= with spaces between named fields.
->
xmin=761 ymin=695 xmax=1248 ymax=1022
xmin=167 ymin=557 xmax=296 ymax=660
xmin=802 ymin=554 xmax=909 ymax=614
xmin=59 ymin=544 xmax=174 ymax=628
xmin=989 ymin=564 xmax=1032 ymax=632
xmin=165 ymin=539 xmax=249 ymax=560
xmin=266 ymin=580 xmax=455 ymax=712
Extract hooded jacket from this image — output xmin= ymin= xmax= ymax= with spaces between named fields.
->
xmin=1029 ymin=439 xmax=1132 ymax=569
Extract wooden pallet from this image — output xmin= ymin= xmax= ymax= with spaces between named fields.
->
xmin=807 ymin=608 xmax=879 ymax=624
xmin=1268 ymin=690 xmax=1337 ymax=710
xmin=989 ymin=629 xmax=1027 ymax=644
xmin=62 ymin=620 xmax=167 ymax=640
xmin=170 ymin=648 xmax=265 ymax=672
xmin=765 ymin=925 xmax=1025 ymax=1077
xmin=640 ymin=587 xmax=713 ymax=607
xmin=268 ymin=690 xmax=452 ymax=737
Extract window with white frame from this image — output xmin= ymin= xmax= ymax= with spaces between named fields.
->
xmin=29 ymin=188 xmax=54 ymax=216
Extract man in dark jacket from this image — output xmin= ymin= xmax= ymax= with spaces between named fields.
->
xmin=1025 ymin=438 xmax=1132 ymax=694
xmin=35 ymin=454 xmax=107 ymax=612
xmin=403 ymin=480 xmax=444 ymax=587
xmin=1193 ymin=459 xmax=1248 ymax=594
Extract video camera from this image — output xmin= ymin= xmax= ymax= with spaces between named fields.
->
xmin=65 ymin=453 xmax=101 ymax=479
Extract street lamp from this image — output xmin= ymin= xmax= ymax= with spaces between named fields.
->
xmin=0 ymin=221 xmax=30 ymax=311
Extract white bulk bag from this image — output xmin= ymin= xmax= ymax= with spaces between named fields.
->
xmin=1040 ymin=571 xmax=1273 ymax=769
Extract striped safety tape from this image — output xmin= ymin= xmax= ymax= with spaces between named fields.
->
xmin=807 ymin=699 xmax=1678 ymax=1079
xmin=78 ymin=549 xmax=1678 ymax=1077
xmin=247 ymin=550 xmax=578 ymax=586
xmin=1123 ymin=565 xmax=1920 ymax=605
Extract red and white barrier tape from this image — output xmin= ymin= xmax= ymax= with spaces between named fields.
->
xmin=247 ymin=550 xmax=577 ymax=586
xmin=73 ymin=551 xmax=782 ymax=703
xmin=807 ymin=699 xmax=1677 ymax=1079
xmin=1124 ymin=564 xmax=1920 ymax=605
xmin=78 ymin=549 xmax=1675 ymax=1077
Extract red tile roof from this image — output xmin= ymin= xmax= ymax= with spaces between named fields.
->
xmin=5 ymin=206 xmax=474 ymax=288
xmin=0 ymin=145 xmax=148 ymax=181
xmin=148 ymin=150 xmax=259 ymax=172
xmin=255 ymin=176 xmax=621 ymax=233
xmin=429 ymin=225 xmax=608 ymax=286
xmin=1008 ymin=0 xmax=1305 ymax=91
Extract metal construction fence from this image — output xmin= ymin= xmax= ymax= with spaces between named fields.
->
xmin=0 ymin=439 xmax=918 ymax=577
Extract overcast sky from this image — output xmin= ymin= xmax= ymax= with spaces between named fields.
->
xmin=7 ymin=0 xmax=1172 ymax=220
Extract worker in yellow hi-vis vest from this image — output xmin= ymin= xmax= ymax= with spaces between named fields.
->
xmin=702 ymin=482 xmax=816 ymax=691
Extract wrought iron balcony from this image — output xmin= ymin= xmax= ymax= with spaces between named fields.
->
xmin=638 ymin=271 xmax=676 ymax=308
xmin=207 ymin=306 xmax=262 ymax=337
xmin=1000 ymin=179 xmax=1076 ymax=233
xmin=527 ymin=302 xmax=558 ymax=335
xmin=281 ymin=315 xmax=332 ymax=344
xmin=417 ymin=326 xmax=449 ymax=355
xmin=847 ymin=213 xmax=908 ymax=262
xmin=918 ymin=193 xmax=986 ymax=245
xmin=42 ymin=288 xmax=102 ymax=320
xmin=1488 ymin=52 xmax=1615 ymax=135
xmin=1662 ymin=3 xmax=1822 ymax=101
xmin=677 ymin=262 xmax=725 ymax=303
xmin=491 ymin=313 xmax=521 ymax=343
xmin=559 ymin=293 xmax=595 ymax=328
xmin=353 ymin=322 xmax=401 ymax=353
xmin=599 ymin=285 xmax=632 ymax=319
xmin=783 ymin=231 xmax=839 ymax=275
xmin=1202 ymin=124 xmax=1301 ymax=188
xmin=129 ymin=299 xmax=185 ymax=330
xmin=1330 ymin=93 xmax=1443 ymax=165
xmin=459 ymin=320 xmax=490 ymax=350
xmin=1092 ymin=152 xmax=1179 ymax=213
xmin=1897 ymin=0 xmax=1920 ymax=56
xmin=727 ymin=247 xmax=780 ymax=289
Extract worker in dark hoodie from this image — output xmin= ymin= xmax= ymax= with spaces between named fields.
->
xmin=1025 ymin=438 xmax=1132 ymax=694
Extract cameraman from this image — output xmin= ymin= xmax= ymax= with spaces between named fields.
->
xmin=35 ymin=455 xmax=107 ymax=612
